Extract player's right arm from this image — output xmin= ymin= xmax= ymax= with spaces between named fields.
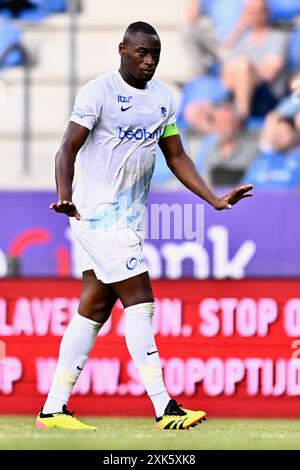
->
xmin=50 ymin=121 xmax=90 ymax=220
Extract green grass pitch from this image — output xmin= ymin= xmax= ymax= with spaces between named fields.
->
xmin=0 ymin=417 xmax=300 ymax=450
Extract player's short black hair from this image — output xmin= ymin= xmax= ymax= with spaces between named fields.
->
xmin=123 ymin=21 xmax=159 ymax=43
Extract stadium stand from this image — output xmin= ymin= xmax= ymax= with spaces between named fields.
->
xmin=179 ymin=0 xmax=300 ymax=188
xmin=0 ymin=0 xmax=299 ymax=189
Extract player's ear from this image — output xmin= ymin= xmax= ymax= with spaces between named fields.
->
xmin=119 ymin=42 xmax=126 ymax=57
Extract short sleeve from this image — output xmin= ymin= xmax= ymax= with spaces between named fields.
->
xmin=270 ymin=31 xmax=288 ymax=60
xmin=69 ymin=79 xmax=102 ymax=130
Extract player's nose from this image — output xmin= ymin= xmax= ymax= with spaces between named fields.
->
xmin=143 ymin=53 xmax=155 ymax=67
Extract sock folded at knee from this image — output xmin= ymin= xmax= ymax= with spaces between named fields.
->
xmin=125 ymin=302 xmax=171 ymax=417
xmin=43 ymin=312 xmax=102 ymax=414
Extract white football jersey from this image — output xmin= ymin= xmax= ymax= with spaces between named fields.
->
xmin=69 ymin=70 xmax=177 ymax=234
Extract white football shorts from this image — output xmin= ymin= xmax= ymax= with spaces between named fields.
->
xmin=70 ymin=220 xmax=148 ymax=283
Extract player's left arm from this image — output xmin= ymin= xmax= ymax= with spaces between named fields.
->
xmin=159 ymin=131 xmax=253 ymax=210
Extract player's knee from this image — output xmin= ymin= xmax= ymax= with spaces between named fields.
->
xmin=91 ymin=309 xmax=112 ymax=324
xmin=234 ymin=57 xmax=252 ymax=74
xmin=78 ymin=291 xmax=113 ymax=323
xmin=79 ymin=303 xmax=112 ymax=324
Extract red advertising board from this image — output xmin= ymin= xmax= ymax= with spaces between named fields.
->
xmin=0 ymin=279 xmax=300 ymax=417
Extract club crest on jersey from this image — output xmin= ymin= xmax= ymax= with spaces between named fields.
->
xmin=118 ymin=95 xmax=132 ymax=103
xmin=161 ymin=106 xmax=167 ymax=118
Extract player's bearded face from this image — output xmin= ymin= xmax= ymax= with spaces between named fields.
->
xmin=121 ymin=33 xmax=161 ymax=82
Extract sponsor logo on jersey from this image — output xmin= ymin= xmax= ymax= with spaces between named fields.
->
xmin=161 ymin=106 xmax=167 ymax=118
xmin=118 ymin=127 xmax=162 ymax=141
xmin=118 ymin=95 xmax=133 ymax=103
xmin=121 ymin=105 xmax=133 ymax=112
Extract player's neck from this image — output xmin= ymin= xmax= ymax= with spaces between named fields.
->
xmin=118 ymin=68 xmax=147 ymax=90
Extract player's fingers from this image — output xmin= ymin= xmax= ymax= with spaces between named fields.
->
xmin=237 ymin=185 xmax=253 ymax=196
xmin=238 ymin=184 xmax=253 ymax=192
xmin=50 ymin=203 xmax=62 ymax=211
xmin=50 ymin=201 xmax=71 ymax=213
xmin=231 ymin=185 xmax=252 ymax=197
xmin=65 ymin=208 xmax=80 ymax=220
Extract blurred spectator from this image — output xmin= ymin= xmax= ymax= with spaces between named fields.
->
xmin=260 ymin=71 xmax=300 ymax=150
xmin=183 ymin=0 xmax=247 ymax=75
xmin=196 ymin=103 xmax=257 ymax=185
xmin=223 ymin=0 xmax=288 ymax=119
xmin=178 ymin=75 xmax=229 ymax=133
xmin=244 ymin=117 xmax=300 ymax=188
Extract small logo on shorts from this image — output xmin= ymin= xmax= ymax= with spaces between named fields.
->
xmin=126 ymin=257 xmax=138 ymax=270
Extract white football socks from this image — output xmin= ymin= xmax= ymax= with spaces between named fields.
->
xmin=43 ymin=312 xmax=102 ymax=414
xmin=125 ymin=302 xmax=171 ymax=418
xmin=43 ymin=304 xmax=170 ymax=418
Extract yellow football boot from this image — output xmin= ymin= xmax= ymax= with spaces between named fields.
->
xmin=35 ymin=405 xmax=97 ymax=430
xmin=156 ymin=399 xmax=207 ymax=430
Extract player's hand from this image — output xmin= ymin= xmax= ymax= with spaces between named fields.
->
xmin=213 ymin=184 xmax=253 ymax=211
xmin=50 ymin=200 xmax=81 ymax=220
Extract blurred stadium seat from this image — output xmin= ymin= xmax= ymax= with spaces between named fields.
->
xmin=47 ymin=0 xmax=67 ymax=13
xmin=267 ymin=0 xmax=300 ymax=22
xmin=0 ymin=0 xmax=67 ymax=21
xmin=0 ymin=0 xmax=40 ymax=19
xmin=0 ymin=19 xmax=23 ymax=68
